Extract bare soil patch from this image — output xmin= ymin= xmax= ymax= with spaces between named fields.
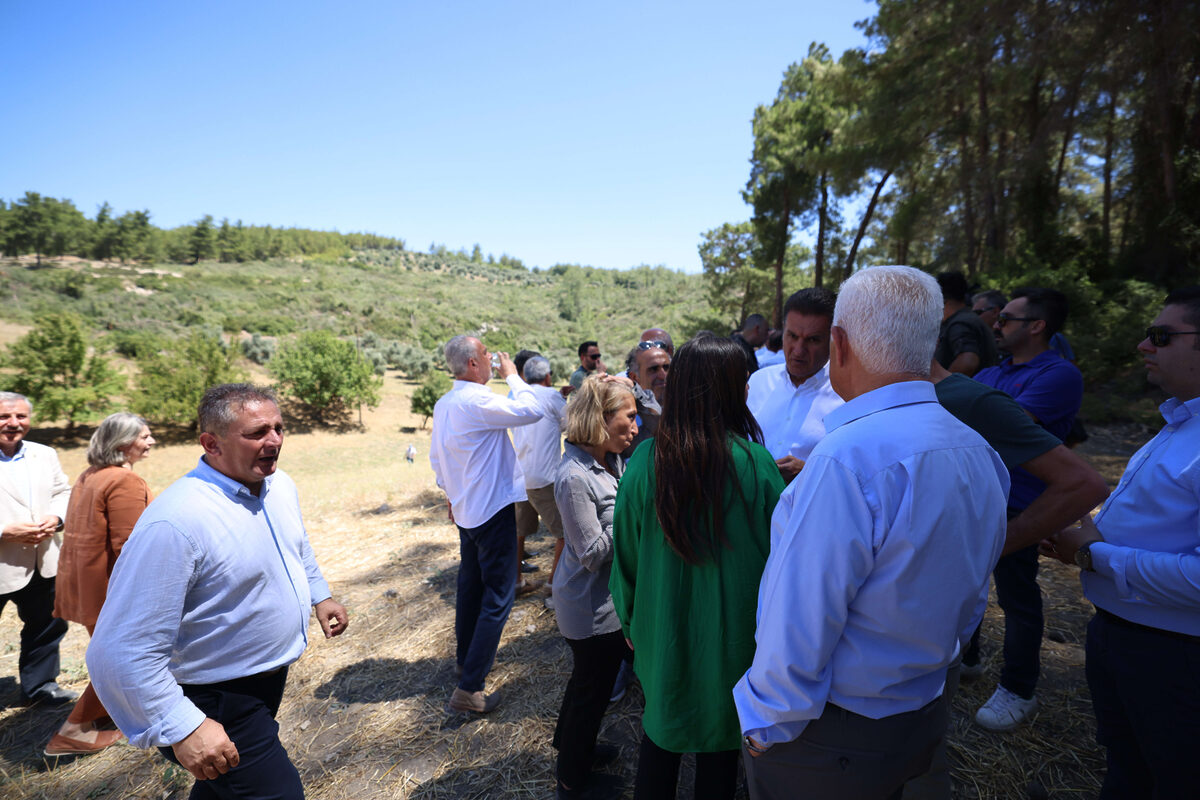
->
xmin=0 ymin=377 xmax=1141 ymax=799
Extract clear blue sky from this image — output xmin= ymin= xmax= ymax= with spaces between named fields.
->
xmin=1 ymin=1 xmax=873 ymax=273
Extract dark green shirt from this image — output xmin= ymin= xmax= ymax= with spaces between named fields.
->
xmin=934 ymin=373 xmax=1059 ymax=469
xmin=610 ymin=437 xmax=783 ymax=752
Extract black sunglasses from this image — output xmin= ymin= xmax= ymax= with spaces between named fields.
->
xmin=996 ymin=312 xmax=1038 ymax=326
xmin=587 ymin=352 xmax=602 ymax=360
xmin=637 ymin=340 xmax=667 ymax=351
xmin=973 ymin=306 xmax=1000 ymax=315
xmin=1145 ymin=325 xmax=1200 ymax=348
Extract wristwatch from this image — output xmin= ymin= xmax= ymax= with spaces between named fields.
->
xmin=1074 ymin=541 xmax=1096 ymax=572
xmin=743 ymin=735 xmax=768 ymax=754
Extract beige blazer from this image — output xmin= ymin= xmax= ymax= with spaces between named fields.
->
xmin=0 ymin=441 xmax=71 ymax=594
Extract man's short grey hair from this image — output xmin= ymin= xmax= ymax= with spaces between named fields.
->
xmin=444 ymin=335 xmax=476 ymax=378
xmin=87 ymin=412 xmax=148 ymax=467
xmin=523 ymin=356 xmax=551 ymax=383
xmin=198 ymin=383 xmax=277 ymax=436
xmin=0 ymin=392 xmax=32 ymax=414
xmin=833 ymin=266 xmax=941 ymax=377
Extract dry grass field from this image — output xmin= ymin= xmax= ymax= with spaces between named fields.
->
xmin=0 ymin=371 xmax=1147 ymax=799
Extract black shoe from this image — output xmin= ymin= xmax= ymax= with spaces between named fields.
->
xmin=521 ymin=560 xmax=540 ymax=573
xmin=520 ymin=549 xmax=538 ymax=559
xmin=23 ymin=684 xmax=79 ymax=707
xmin=556 ymin=772 xmax=626 ymax=799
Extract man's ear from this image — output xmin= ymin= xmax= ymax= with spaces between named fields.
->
xmin=1030 ymin=319 xmax=1047 ymax=339
xmin=830 ymin=326 xmax=849 ymax=369
xmin=199 ymin=431 xmax=220 ymax=456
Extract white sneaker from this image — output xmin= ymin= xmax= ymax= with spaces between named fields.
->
xmin=975 ymin=685 xmax=1038 ymax=731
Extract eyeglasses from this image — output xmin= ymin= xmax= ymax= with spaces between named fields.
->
xmin=973 ymin=306 xmax=999 ymax=315
xmin=996 ymin=312 xmax=1038 ymax=326
xmin=1145 ymin=325 xmax=1200 ymax=347
xmin=587 ymin=352 xmax=602 ymax=360
xmin=637 ymin=340 xmax=667 ymax=351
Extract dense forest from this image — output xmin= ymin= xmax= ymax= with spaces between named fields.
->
xmin=703 ymin=0 xmax=1197 ymax=325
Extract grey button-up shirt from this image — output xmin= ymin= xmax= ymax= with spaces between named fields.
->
xmin=552 ymin=441 xmax=624 ymax=640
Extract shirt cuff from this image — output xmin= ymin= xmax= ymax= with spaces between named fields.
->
xmin=506 ymin=375 xmax=531 ymax=391
xmin=308 ymin=578 xmax=332 ymax=606
xmin=155 ymin=697 xmax=207 ymax=749
xmin=1090 ymin=542 xmax=1129 ymax=596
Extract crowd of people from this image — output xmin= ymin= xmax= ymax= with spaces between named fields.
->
xmin=0 ymin=267 xmax=1195 ymax=800
xmin=430 ymin=268 xmax=1199 ymax=800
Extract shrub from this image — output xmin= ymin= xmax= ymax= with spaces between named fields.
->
xmin=410 ymin=371 xmax=451 ymax=428
xmin=242 ymin=333 xmax=276 ymax=365
xmin=271 ymin=330 xmax=382 ymax=421
xmin=132 ymin=331 xmax=244 ymax=426
xmin=2 ymin=313 xmax=124 ymax=427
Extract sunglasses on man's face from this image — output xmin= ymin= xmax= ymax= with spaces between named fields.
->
xmin=588 ymin=352 xmax=602 ymax=360
xmin=974 ymin=306 xmax=1000 ymax=315
xmin=996 ymin=312 xmax=1038 ymax=326
xmin=637 ymin=340 xmax=667 ymax=351
xmin=1145 ymin=325 xmax=1200 ymax=348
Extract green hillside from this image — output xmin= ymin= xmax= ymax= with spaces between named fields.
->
xmin=0 ymin=249 xmax=714 ymax=378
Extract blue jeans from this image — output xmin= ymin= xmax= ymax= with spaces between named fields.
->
xmin=455 ymin=504 xmax=517 ymax=693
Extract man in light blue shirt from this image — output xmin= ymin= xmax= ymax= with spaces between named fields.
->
xmin=88 ymin=384 xmax=347 ymax=798
xmin=734 ymin=266 xmax=1009 ymax=800
xmin=1048 ymin=286 xmax=1200 ymax=799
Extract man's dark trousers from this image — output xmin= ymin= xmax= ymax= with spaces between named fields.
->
xmin=0 ymin=569 xmax=68 ymax=697
xmin=743 ymin=695 xmax=948 ymax=800
xmin=1087 ymin=610 xmax=1200 ymax=799
xmin=455 ymin=504 xmax=517 ymax=692
xmin=161 ymin=667 xmax=303 ymax=800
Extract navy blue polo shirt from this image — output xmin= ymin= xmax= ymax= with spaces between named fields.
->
xmin=974 ymin=350 xmax=1083 ymax=510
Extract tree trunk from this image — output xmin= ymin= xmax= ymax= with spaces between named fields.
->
xmin=772 ymin=187 xmax=791 ymax=328
xmin=845 ymin=170 xmax=892 ymax=274
xmin=1102 ymin=87 xmax=1117 ymax=262
xmin=815 ymin=172 xmax=829 ymax=286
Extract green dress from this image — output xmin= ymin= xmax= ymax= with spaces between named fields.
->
xmin=609 ymin=437 xmax=784 ymax=752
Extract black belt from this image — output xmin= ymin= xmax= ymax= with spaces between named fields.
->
xmin=1096 ymin=607 xmax=1200 ymax=644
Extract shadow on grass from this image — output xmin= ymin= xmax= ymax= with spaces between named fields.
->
xmin=313 ymin=656 xmax=453 ymax=704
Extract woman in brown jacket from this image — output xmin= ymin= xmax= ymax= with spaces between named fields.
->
xmin=45 ymin=412 xmax=154 ymax=757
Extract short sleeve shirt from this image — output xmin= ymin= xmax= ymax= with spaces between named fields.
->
xmin=936 ymin=308 xmax=999 ymax=370
xmin=934 ymin=374 xmax=1060 ymax=469
xmin=974 ymin=351 xmax=1083 ymax=509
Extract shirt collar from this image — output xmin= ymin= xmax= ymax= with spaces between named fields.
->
xmin=0 ymin=441 xmax=27 ymax=462
xmin=563 ymin=441 xmax=623 ymax=477
xmin=193 ymin=456 xmax=273 ymax=501
xmin=1160 ymin=395 xmax=1200 ymax=427
xmin=824 ymin=379 xmax=935 ymax=434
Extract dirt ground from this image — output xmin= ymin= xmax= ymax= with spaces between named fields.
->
xmin=0 ymin=374 xmax=1149 ymax=799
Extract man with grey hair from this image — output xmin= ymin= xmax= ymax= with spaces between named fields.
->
xmin=734 ymin=266 xmax=1010 ymax=800
xmin=88 ymin=383 xmax=347 ymax=797
xmin=512 ymin=355 xmax=566 ymax=594
xmin=0 ymin=391 xmax=73 ymax=706
xmin=430 ymin=335 xmax=545 ymax=714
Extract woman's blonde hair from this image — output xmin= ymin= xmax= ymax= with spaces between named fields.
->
xmin=565 ymin=376 xmax=634 ymax=447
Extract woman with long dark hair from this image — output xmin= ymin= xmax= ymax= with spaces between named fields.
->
xmin=610 ymin=336 xmax=784 ymax=800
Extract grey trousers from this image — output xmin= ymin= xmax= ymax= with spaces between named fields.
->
xmin=743 ymin=693 xmax=950 ymax=800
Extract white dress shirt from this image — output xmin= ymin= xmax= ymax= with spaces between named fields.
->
xmin=756 ymin=348 xmax=785 ymax=368
xmin=511 ymin=384 xmax=567 ymax=489
xmin=746 ymin=363 xmax=844 ymax=461
xmin=429 ymin=376 xmax=544 ymax=529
